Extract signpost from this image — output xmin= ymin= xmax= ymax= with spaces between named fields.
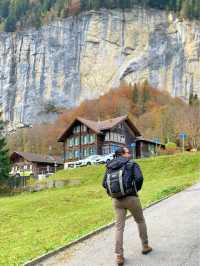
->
xmin=179 ymin=133 xmax=188 ymax=153
xmin=54 ymin=161 xmax=57 ymax=173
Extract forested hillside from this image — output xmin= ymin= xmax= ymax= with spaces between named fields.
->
xmin=7 ymin=82 xmax=200 ymax=155
xmin=0 ymin=0 xmax=200 ymax=32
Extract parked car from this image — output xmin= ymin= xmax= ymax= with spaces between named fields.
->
xmin=65 ymin=161 xmax=77 ymax=168
xmin=76 ymin=155 xmax=103 ymax=167
xmin=97 ymin=153 xmax=114 ymax=164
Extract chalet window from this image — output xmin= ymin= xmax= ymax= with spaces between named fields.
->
xmin=75 ymin=137 xmax=80 ymax=146
xmin=81 ymin=147 xmax=95 ymax=157
xmin=110 ymin=132 xmax=114 ymax=141
xmin=83 ymin=147 xmax=90 ymax=157
xmin=81 ymin=125 xmax=87 ymax=132
xmin=108 ymin=133 xmax=124 ymax=143
xmin=105 ymin=132 xmax=110 ymax=141
xmin=89 ymin=146 xmax=96 ymax=155
xmin=102 ymin=145 xmax=110 ymax=155
xmin=114 ymin=133 xmax=118 ymax=142
xmin=70 ymin=138 xmax=74 ymax=146
xmin=89 ymin=134 xmax=96 ymax=143
xmin=120 ymin=135 xmax=125 ymax=143
xmin=82 ymin=134 xmax=90 ymax=144
xmin=68 ymin=151 xmax=74 ymax=159
xmin=73 ymin=126 xmax=80 ymax=134
xmin=67 ymin=139 xmax=69 ymax=146
xmin=87 ymin=135 xmax=90 ymax=143
xmin=118 ymin=123 xmax=123 ymax=129
xmin=74 ymin=150 xmax=80 ymax=158
xmin=110 ymin=132 xmax=118 ymax=142
xmin=83 ymin=135 xmax=88 ymax=144
xmin=67 ymin=137 xmax=74 ymax=147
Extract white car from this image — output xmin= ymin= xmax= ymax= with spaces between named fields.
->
xmin=97 ymin=153 xmax=114 ymax=164
xmin=65 ymin=161 xmax=77 ymax=168
xmin=76 ymin=155 xmax=103 ymax=167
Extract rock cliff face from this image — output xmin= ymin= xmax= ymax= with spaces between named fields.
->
xmin=0 ymin=7 xmax=200 ymax=128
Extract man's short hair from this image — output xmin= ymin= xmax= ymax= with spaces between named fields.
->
xmin=114 ymin=147 xmax=127 ymax=158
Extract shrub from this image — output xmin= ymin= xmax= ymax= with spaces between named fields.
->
xmin=165 ymin=142 xmax=178 ymax=155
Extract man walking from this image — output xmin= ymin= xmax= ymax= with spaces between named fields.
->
xmin=102 ymin=147 xmax=152 ymax=266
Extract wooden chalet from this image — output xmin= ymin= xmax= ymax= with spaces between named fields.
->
xmin=58 ymin=115 xmax=164 ymax=166
xmin=10 ymin=151 xmax=64 ymax=177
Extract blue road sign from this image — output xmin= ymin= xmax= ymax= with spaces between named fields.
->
xmin=179 ymin=133 xmax=188 ymax=139
xmin=131 ymin=143 xmax=136 ymax=148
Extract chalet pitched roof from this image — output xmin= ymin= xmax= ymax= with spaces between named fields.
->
xmin=58 ymin=115 xmax=141 ymax=142
xmin=97 ymin=116 xmax=127 ymax=130
xmin=77 ymin=117 xmax=102 ymax=133
xmin=78 ymin=116 xmax=128 ymax=132
xmin=10 ymin=151 xmax=64 ymax=164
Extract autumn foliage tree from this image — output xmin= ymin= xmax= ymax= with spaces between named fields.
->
xmin=6 ymin=82 xmax=200 ymax=155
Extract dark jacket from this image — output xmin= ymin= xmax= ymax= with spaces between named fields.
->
xmin=102 ymin=156 xmax=143 ymax=197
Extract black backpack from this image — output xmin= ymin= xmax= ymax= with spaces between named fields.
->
xmin=132 ymin=162 xmax=144 ymax=192
xmin=105 ymin=161 xmax=143 ymax=199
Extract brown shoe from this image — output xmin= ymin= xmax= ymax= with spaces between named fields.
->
xmin=142 ymin=244 xmax=153 ymax=255
xmin=116 ymin=254 xmax=124 ymax=266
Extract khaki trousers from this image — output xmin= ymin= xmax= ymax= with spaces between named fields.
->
xmin=112 ymin=196 xmax=148 ymax=256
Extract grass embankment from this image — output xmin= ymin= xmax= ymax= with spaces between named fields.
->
xmin=0 ymin=153 xmax=199 ymax=266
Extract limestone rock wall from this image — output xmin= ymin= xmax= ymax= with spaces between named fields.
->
xmin=0 ymin=7 xmax=200 ymax=128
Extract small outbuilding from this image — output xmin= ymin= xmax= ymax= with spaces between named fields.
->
xmin=10 ymin=151 xmax=64 ymax=177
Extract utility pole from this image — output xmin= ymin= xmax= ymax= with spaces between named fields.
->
xmin=182 ymin=136 xmax=185 ymax=153
xmin=179 ymin=133 xmax=187 ymax=153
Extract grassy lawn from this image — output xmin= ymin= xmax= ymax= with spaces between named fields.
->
xmin=0 ymin=153 xmax=199 ymax=266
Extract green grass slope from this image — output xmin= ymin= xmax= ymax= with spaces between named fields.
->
xmin=0 ymin=153 xmax=199 ymax=266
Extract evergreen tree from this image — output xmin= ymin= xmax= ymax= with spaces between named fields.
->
xmin=189 ymin=92 xmax=199 ymax=106
xmin=189 ymin=92 xmax=194 ymax=105
xmin=2 ymin=0 xmax=200 ymax=32
xmin=193 ymin=94 xmax=199 ymax=105
xmin=0 ymin=0 xmax=9 ymax=18
xmin=181 ymin=0 xmax=193 ymax=18
xmin=142 ymin=80 xmax=151 ymax=102
xmin=0 ymin=119 xmax=11 ymax=184
xmin=4 ymin=15 xmax=17 ymax=32
xmin=132 ymin=84 xmax=139 ymax=104
xmin=141 ymin=80 xmax=151 ymax=113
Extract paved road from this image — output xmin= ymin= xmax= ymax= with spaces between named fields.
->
xmin=39 ymin=183 xmax=200 ymax=266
